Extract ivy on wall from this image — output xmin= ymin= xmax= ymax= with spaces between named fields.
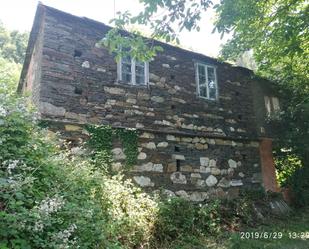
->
xmin=115 ymin=128 xmax=139 ymax=167
xmin=86 ymin=125 xmax=139 ymax=170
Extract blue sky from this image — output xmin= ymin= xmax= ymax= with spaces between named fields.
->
xmin=0 ymin=0 xmax=229 ymax=57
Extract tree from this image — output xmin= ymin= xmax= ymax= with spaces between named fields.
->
xmin=0 ymin=21 xmax=28 ymax=64
xmin=0 ymin=21 xmax=28 ymax=94
xmin=102 ymin=0 xmax=213 ymax=60
xmin=214 ymin=0 xmax=309 ymax=167
xmin=0 ymin=58 xmax=21 ymax=96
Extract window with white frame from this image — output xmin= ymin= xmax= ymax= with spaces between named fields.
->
xmin=118 ymin=56 xmax=149 ymax=85
xmin=264 ymin=96 xmax=280 ymax=115
xmin=195 ymin=63 xmax=218 ymax=100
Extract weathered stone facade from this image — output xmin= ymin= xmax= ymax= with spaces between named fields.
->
xmin=19 ymin=4 xmax=278 ymax=200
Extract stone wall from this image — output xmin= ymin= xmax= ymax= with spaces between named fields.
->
xmin=37 ymin=6 xmax=259 ymax=140
xmin=129 ymin=131 xmax=262 ymax=201
xmin=22 ymin=6 xmax=45 ymax=106
xmin=47 ymin=121 xmax=263 ymax=201
xmin=21 ymin=5 xmax=271 ymax=198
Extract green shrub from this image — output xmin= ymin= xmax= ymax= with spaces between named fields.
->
xmin=275 ymin=152 xmax=302 ymax=187
xmin=1 ymin=82 xmax=291 ymax=248
xmin=86 ymin=124 xmax=139 ymax=170
xmin=153 ymin=197 xmax=196 ymax=242
xmin=274 ymin=151 xmax=308 ymax=207
xmin=0 ymin=90 xmax=112 ymax=248
xmin=239 ymin=187 xmax=266 ymax=201
xmin=196 ymin=199 xmax=222 ymax=234
xmin=99 ymin=174 xmax=158 ymax=248
xmin=0 ymin=86 xmax=158 ymax=248
xmin=290 ymin=166 xmax=309 ymax=207
xmin=152 ymin=195 xmax=261 ymax=245
xmin=219 ymin=198 xmax=256 ymax=231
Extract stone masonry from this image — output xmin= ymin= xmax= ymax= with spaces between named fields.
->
xmin=18 ymin=4 xmax=277 ymax=201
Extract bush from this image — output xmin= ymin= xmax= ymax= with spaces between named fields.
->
xmin=275 ymin=152 xmax=302 ymax=187
xmin=0 ymin=88 xmax=158 ymax=248
xmin=99 ymin=175 xmax=158 ymax=248
xmin=289 ymin=166 xmax=309 ymax=207
xmin=152 ymin=196 xmax=260 ymax=245
xmin=154 ymin=197 xmax=196 ymax=242
xmin=274 ymin=150 xmax=308 ymax=207
xmin=0 ymin=90 xmax=111 ymax=248
xmin=196 ymin=199 xmax=222 ymax=234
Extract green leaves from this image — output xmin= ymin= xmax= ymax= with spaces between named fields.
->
xmin=101 ymin=0 xmax=213 ymax=61
xmin=99 ymin=28 xmax=163 ymax=62
xmin=0 ymin=21 xmax=28 ymax=64
xmin=86 ymin=125 xmax=139 ymax=170
xmin=214 ymin=0 xmax=309 ymax=171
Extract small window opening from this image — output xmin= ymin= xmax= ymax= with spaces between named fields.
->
xmin=235 ymin=91 xmax=240 ymax=96
xmin=238 ymin=114 xmax=242 ymax=121
xmin=74 ymin=50 xmax=82 ymax=57
xmin=242 ymin=154 xmax=247 ymax=160
xmin=171 ymin=105 xmax=175 ymax=110
xmin=74 ymin=86 xmax=83 ymax=95
xmin=174 ymin=146 xmax=180 ymax=152
xmin=176 ymin=160 xmax=181 ymax=171
xmin=170 ymin=75 xmax=175 ymax=80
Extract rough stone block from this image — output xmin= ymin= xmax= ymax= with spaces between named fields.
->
xmin=180 ymin=165 xmax=193 ymax=172
xmin=166 ymin=135 xmax=176 ymax=141
xmin=200 ymin=157 xmax=209 ymax=166
xmin=112 ymin=148 xmax=126 ymax=160
xmin=104 ymin=86 xmax=125 ymax=95
xmin=137 ymin=152 xmax=147 ymax=160
xmin=211 ymin=168 xmax=221 ymax=175
xmin=209 ymin=159 xmax=217 ymax=167
xmin=157 ymin=141 xmax=169 ymax=148
xmin=140 ymin=132 xmax=155 ymax=139
xmin=228 ymin=159 xmax=237 ymax=168
xmin=172 ymin=154 xmax=185 ymax=160
xmin=190 ymin=192 xmax=208 ymax=202
xmin=200 ymin=166 xmax=211 ymax=173
xmin=206 ymin=175 xmax=218 ymax=187
xmin=218 ymin=177 xmax=230 ymax=188
xmin=64 ymin=124 xmax=82 ymax=131
xmin=81 ymin=61 xmax=90 ymax=68
xmin=151 ymin=96 xmax=164 ymax=103
xmin=153 ymin=164 xmax=163 ymax=172
xmin=133 ymin=176 xmax=154 ymax=187
xmin=175 ymin=190 xmax=190 ymax=200
xmin=39 ymin=102 xmax=66 ymax=117
xmin=167 ymin=163 xmax=177 ymax=173
xmin=170 ymin=172 xmax=187 ymax=184
xmin=230 ymin=179 xmax=243 ymax=186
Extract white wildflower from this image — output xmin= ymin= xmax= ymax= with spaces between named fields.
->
xmin=53 ymin=224 xmax=78 ymax=248
xmin=33 ymin=221 xmax=44 ymax=232
xmin=31 ymin=111 xmax=40 ymax=122
xmin=70 ymin=146 xmax=86 ymax=156
xmin=3 ymin=160 xmax=20 ymax=175
xmin=37 ymin=196 xmax=65 ymax=216
xmin=0 ymin=106 xmax=7 ymax=117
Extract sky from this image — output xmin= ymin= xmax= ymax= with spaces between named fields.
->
xmin=0 ymin=0 xmax=229 ymax=57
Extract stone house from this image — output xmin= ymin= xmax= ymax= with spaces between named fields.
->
xmin=18 ymin=4 xmax=280 ymax=201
